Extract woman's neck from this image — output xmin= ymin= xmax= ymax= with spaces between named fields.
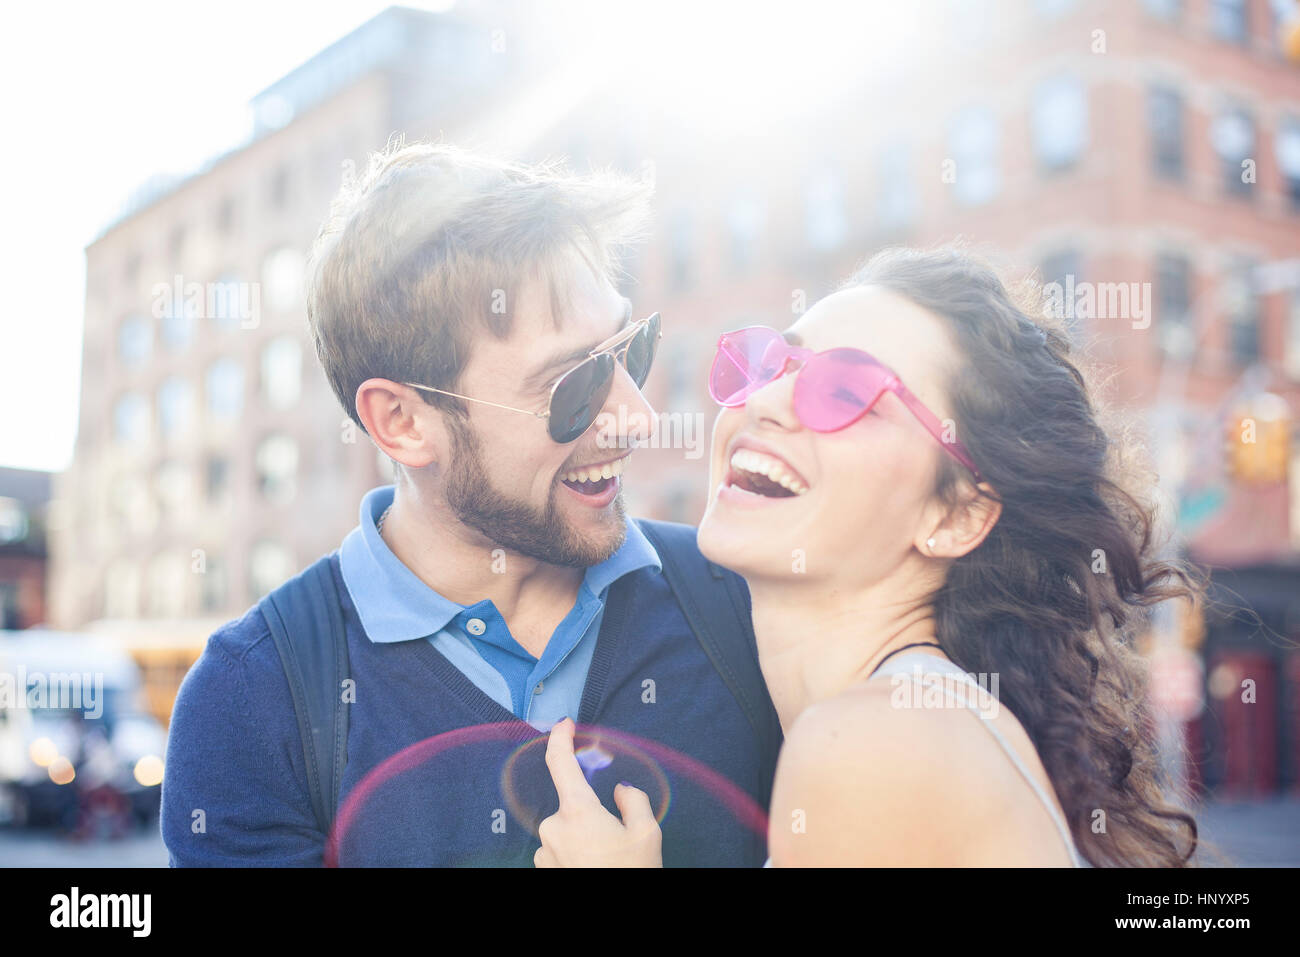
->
xmin=748 ymin=572 xmax=942 ymax=733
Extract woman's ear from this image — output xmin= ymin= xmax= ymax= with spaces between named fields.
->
xmin=923 ymin=481 xmax=1001 ymax=558
xmin=355 ymin=378 xmax=444 ymax=469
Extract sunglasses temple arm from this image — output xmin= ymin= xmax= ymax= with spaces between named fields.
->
xmin=891 ymin=383 xmax=981 ymax=480
xmin=405 ymin=384 xmax=547 ymax=419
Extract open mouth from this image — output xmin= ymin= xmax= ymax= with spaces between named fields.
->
xmin=560 ymin=454 xmax=628 ymax=497
xmin=725 ymin=448 xmax=808 ymax=499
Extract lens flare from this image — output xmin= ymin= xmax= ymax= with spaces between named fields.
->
xmin=327 ymin=721 xmax=767 ymax=867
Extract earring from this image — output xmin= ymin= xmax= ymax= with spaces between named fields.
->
xmin=926 ymin=537 xmax=937 ymax=552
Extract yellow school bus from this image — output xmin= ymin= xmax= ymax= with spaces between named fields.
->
xmin=86 ymin=621 xmax=215 ymax=728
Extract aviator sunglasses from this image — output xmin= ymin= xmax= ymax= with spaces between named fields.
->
xmin=404 ymin=312 xmax=661 ymax=444
xmin=708 ymin=325 xmax=982 ymax=480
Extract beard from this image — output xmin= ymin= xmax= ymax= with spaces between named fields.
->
xmin=443 ymin=418 xmax=626 ymax=568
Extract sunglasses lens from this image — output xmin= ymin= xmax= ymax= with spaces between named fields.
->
xmin=709 ymin=327 xmax=784 ymax=405
xmin=623 ymin=313 xmax=660 ymax=388
xmin=549 ymin=353 xmax=615 ymax=442
xmin=795 ymin=348 xmax=889 ymax=430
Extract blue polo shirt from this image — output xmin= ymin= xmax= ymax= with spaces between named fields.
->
xmin=337 ymin=485 xmax=660 ymax=730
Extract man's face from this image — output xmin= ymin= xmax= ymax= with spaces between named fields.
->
xmin=439 ymin=257 xmax=655 ymax=567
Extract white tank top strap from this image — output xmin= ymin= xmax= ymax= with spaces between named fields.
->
xmin=871 ymin=651 xmax=1088 ymax=868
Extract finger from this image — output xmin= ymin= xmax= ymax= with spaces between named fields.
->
xmin=534 ymin=844 xmax=558 ymax=868
xmin=613 ymin=782 xmax=658 ymax=831
xmin=545 ymin=717 xmax=598 ymax=808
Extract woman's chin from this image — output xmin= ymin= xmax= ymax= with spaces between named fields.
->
xmin=698 ymin=504 xmax=778 ymax=578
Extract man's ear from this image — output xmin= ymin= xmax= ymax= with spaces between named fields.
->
xmin=922 ymin=482 xmax=1002 ymax=558
xmin=355 ymin=378 xmax=444 ymax=469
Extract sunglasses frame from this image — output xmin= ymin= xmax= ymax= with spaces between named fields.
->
xmin=403 ymin=312 xmax=662 ymax=443
xmin=711 ymin=326 xmax=983 ymax=481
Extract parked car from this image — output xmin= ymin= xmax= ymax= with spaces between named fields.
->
xmin=0 ymin=630 xmax=167 ymax=834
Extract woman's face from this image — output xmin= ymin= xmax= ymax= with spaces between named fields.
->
xmin=697 ymin=284 xmax=965 ymax=588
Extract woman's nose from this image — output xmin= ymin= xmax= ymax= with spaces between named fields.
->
xmin=744 ymin=362 xmax=801 ymax=429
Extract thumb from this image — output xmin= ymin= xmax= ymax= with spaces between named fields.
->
xmin=613 ymin=781 xmax=656 ymax=829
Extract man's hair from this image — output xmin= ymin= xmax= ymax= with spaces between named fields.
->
xmin=305 ymin=140 xmax=653 ymax=432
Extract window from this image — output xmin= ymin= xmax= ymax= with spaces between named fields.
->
xmin=113 ymin=393 xmax=150 ymax=445
xmin=205 ymin=456 xmax=229 ymax=503
xmin=209 ymin=274 xmax=248 ymax=330
xmin=948 ymin=106 xmax=1000 ymax=206
xmin=146 ymin=553 xmax=186 ymax=618
xmin=261 ymin=336 xmax=302 ymax=409
xmin=1031 ymin=76 xmax=1088 ymax=172
xmin=1039 ymin=249 xmax=1083 ymax=334
xmin=206 ymin=358 xmax=244 ymax=420
xmin=1142 ymin=0 xmax=1181 ymax=20
xmin=1210 ymin=0 xmax=1249 ymax=44
xmin=1277 ymin=117 xmax=1300 ymax=212
xmin=1211 ymin=107 xmax=1255 ymax=197
xmin=1285 ymin=286 xmax=1300 ymax=379
xmin=1035 ymin=0 xmax=1077 ymax=16
xmin=200 ymin=555 xmax=228 ymax=613
xmin=157 ymin=377 xmax=194 ymax=440
xmin=262 ymin=247 xmax=305 ymax=312
xmin=1223 ymin=258 xmax=1260 ymax=365
xmin=104 ymin=559 xmax=141 ymax=619
xmin=725 ymin=191 xmax=764 ymax=274
xmin=1273 ymin=0 xmax=1299 ymax=53
xmin=668 ymin=209 xmax=694 ymax=292
xmin=270 ymin=166 xmax=291 ymax=209
xmin=161 ymin=291 xmax=196 ymax=351
xmin=117 ymin=315 xmax=152 ymax=365
xmin=876 ymin=143 xmax=917 ymax=231
xmin=155 ymin=460 xmax=191 ymax=521
xmin=0 ymin=497 xmax=28 ymax=545
xmin=1155 ymin=253 xmax=1195 ymax=358
xmin=216 ymin=196 xmax=236 ymax=234
xmin=1148 ymin=85 xmax=1185 ymax=180
xmin=256 ymin=434 xmax=298 ymax=504
xmin=250 ymin=541 xmax=295 ymax=598
xmin=108 ymin=473 xmax=150 ymax=534
xmin=804 ymin=165 xmax=848 ymax=251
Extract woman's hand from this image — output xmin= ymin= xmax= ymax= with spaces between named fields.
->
xmin=533 ymin=717 xmax=663 ymax=868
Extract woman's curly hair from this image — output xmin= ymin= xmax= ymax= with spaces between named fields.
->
xmin=846 ymin=244 xmax=1204 ymax=867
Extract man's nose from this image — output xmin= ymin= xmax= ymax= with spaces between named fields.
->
xmin=604 ymin=363 xmax=657 ymax=446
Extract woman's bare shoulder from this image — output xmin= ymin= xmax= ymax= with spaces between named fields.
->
xmin=768 ymin=683 xmax=989 ymax=866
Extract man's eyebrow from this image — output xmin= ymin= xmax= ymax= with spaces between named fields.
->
xmin=523 ymin=299 xmax=634 ymax=391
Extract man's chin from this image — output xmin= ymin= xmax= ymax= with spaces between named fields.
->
xmin=554 ymin=486 xmax=627 ymax=565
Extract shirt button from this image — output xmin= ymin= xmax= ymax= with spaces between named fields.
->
xmin=465 ymin=617 xmax=486 ymax=636
xmin=535 ymin=681 xmax=544 ymax=694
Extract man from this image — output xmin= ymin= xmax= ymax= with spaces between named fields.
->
xmin=161 ymin=143 xmax=779 ymax=866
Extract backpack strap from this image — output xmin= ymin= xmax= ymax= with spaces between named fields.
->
xmin=258 ymin=554 xmax=350 ymax=838
xmin=635 ymin=519 xmax=782 ymax=805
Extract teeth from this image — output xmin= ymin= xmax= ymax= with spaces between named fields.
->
xmin=563 ymin=455 xmax=628 ymax=484
xmin=729 ymin=449 xmax=808 ymax=495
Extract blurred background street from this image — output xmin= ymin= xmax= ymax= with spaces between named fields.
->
xmin=2 ymin=797 xmax=1296 ymax=867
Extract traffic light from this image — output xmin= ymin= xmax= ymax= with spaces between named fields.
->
xmin=1225 ymin=396 xmax=1291 ymax=484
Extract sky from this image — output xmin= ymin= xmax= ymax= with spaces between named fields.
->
xmin=0 ymin=0 xmax=454 ymax=473
xmin=0 ymin=0 xmax=930 ymax=474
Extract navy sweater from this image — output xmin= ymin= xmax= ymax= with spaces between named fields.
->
xmin=162 ymin=550 xmax=775 ymax=866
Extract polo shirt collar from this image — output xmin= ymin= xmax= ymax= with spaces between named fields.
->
xmin=339 ymin=485 xmax=661 ymax=645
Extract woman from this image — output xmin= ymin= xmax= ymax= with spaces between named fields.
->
xmin=534 ymin=245 xmax=1201 ymax=867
